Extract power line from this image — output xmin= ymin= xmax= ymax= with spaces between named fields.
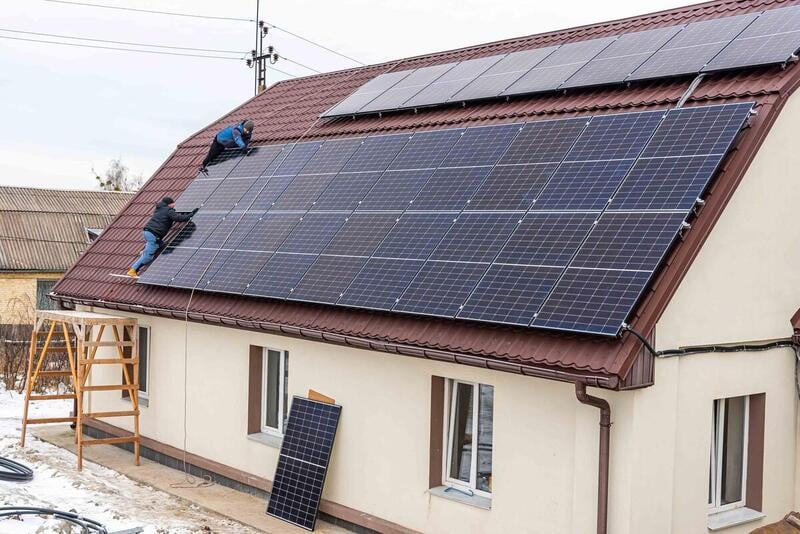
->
xmin=265 ymin=21 xmax=365 ymax=65
xmin=267 ymin=65 xmax=298 ymax=79
xmin=0 ymin=27 xmax=247 ymax=55
xmin=278 ymin=55 xmax=322 ymax=74
xmin=43 ymin=0 xmax=254 ymax=23
xmin=0 ymin=34 xmax=244 ymax=60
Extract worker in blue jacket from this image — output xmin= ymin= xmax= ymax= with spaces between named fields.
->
xmin=200 ymin=119 xmax=255 ymax=172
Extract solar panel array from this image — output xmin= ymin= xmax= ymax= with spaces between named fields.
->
xmin=267 ymin=397 xmax=341 ymax=531
xmin=321 ymin=6 xmax=799 ymax=117
xmin=139 ymin=102 xmax=752 ymax=336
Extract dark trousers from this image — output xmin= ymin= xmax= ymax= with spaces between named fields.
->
xmin=202 ymin=139 xmax=225 ymax=168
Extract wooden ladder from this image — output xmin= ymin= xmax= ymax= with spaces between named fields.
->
xmin=20 ymin=310 xmax=141 ymax=470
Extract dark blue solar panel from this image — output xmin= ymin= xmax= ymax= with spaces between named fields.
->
xmin=468 ymin=163 xmax=558 ymax=211
xmin=532 ymin=268 xmax=652 ymax=335
xmin=571 ymin=212 xmax=685 ymax=271
xmin=267 ymin=397 xmax=341 ymax=531
xmin=372 ymin=213 xmax=454 ymax=259
xmin=566 ymin=110 xmax=664 ymax=161
xmin=322 ymin=214 xmax=398 ymax=256
xmin=198 ymin=213 xmax=247 ymax=249
xmin=290 ymin=255 xmax=368 ymax=304
xmin=271 ymin=142 xmax=323 ymax=176
xmin=337 ymin=258 xmax=424 ymax=311
xmin=202 ymin=177 xmax=257 ymax=211
xmin=248 ymin=175 xmax=295 ymax=211
xmin=393 ymin=261 xmax=488 ymax=317
xmin=358 ymin=169 xmax=435 ymax=211
xmin=496 ymin=212 xmax=597 ymax=266
xmin=611 ymin=155 xmax=722 ymax=211
xmin=138 ymin=246 xmax=195 ymax=286
xmin=458 ymin=265 xmax=563 ymax=325
xmin=169 ymin=213 xmax=220 ymax=248
xmin=410 ymin=167 xmax=491 ymax=211
xmin=204 ymin=250 xmax=273 ymax=294
xmin=340 ymin=133 xmax=410 ymax=172
xmin=297 ymin=137 xmax=363 ymax=175
xmin=388 ymin=129 xmax=464 ymax=170
xmin=238 ymin=214 xmax=301 ymax=252
xmin=272 ymin=174 xmax=339 ymax=211
xmin=404 ymin=56 xmax=502 ymax=108
xmin=533 ymin=159 xmax=635 ymax=211
xmin=499 ymin=117 xmax=588 ymax=165
xmin=430 ymin=213 xmax=520 ymax=262
xmin=311 ymin=171 xmax=384 ymax=211
xmin=278 ymin=214 xmax=346 ymax=254
xmin=227 ymin=145 xmax=284 ymax=177
xmin=174 ymin=179 xmax=221 ymax=212
xmin=170 ymin=248 xmax=218 ymax=289
xmin=440 ymin=123 xmax=521 ymax=167
xmin=640 ymin=103 xmax=752 ymax=158
xmin=203 ymin=149 xmax=243 ymax=176
xmin=245 ymin=253 xmax=317 ymax=298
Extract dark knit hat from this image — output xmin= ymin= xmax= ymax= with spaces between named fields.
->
xmin=162 ymin=196 xmax=175 ymax=205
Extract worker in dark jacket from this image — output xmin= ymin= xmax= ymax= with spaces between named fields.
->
xmin=200 ymin=119 xmax=255 ymax=172
xmin=127 ymin=197 xmax=197 ymax=277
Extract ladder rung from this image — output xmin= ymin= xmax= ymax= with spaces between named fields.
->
xmin=78 ymin=358 xmax=139 ymax=365
xmin=82 ymin=384 xmax=139 ymax=392
xmin=82 ymin=341 xmax=135 ymax=347
xmin=36 ymin=371 xmax=73 ymax=377
xmin=82 ymin=436 xmax=139 ymax=446
xmin=29 ymin=394 xmax=75 ymax=401
xmin=26 ymin=417 xmax=76 ymax=424
xmin=83 ymin=410 xmax=139 ymax=418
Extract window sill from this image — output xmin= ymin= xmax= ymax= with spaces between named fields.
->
xmin=122 ymin=395 xmax=148 ymax=408
xmin=247 ymin=432 xmax=282 ymax=449
xmin=708 ymin=507 xmax=765 ymax=531
xmin=429 ymin=486 xmax=491 ymax=510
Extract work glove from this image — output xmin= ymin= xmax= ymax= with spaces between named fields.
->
xmin=191 ymin=208 xmax=199 ymax=216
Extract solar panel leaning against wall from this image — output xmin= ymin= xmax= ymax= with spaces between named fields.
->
xmin=138 ymin=102 xmax=754 ymax=337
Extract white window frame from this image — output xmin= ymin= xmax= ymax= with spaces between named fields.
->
xmin=136 ymin=326 xmax=151 ymax=400
xmin=444 ymin=379 xmax=492 ymax=498
xmin=708 ymin=396 xmax=749 ymax=514
xmin=260 ymin=348 xmax=288 ymax=436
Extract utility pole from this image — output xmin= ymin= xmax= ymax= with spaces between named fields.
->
xmin=246 ymin=1 xmax=280 ymax=95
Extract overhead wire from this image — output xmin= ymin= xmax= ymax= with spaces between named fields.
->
xmin=43 ymin=0 xmax=254 ymax=23
xmin=277 ymin=55 xmax=322 ymax=74
xmin=0 ymin=27 xmax=248 ymax=55
xmin=264 ymin=21 xmax=365 ymax=65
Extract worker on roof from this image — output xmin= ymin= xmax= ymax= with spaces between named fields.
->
xmin=127 ymin=197 xmax=197 ymax=278
xmin=200 ymin=119 xmax=255 ymax=173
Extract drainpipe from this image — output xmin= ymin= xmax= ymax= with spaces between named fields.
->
xmin=575 ymin=381 xmax=611 ymax=534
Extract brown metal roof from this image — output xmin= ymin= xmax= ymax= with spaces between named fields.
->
xmin=0 ymin=187 xmax=133 ymax=271
xmin=53 ymin=0 xmax=800 ymax=389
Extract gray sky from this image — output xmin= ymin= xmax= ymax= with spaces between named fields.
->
xmin=1 ymin=0 xmax=695 ymax=190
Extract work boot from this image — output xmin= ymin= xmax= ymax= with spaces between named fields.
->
xmin=127 ymin=268 xmax=139 ymax=278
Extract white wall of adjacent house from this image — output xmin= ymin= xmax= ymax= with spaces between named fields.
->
xmin=78 ymin=90 xmax=800 ymax=534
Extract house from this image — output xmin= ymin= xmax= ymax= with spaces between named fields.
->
xmin=0 ymin=186 xmax=133 ymax=327
xmin=51 ymin=0 xmax=800 ymax=532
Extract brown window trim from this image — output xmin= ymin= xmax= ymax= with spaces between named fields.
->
xmin=247 ymin=345 xmax=263 ymax=435
xmin=746 ymin=393 xmax=765 ymax=512
xmin=429 ymin=376 xmax=444 ymax=488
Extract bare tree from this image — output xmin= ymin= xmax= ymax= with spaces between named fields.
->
xmin=93 ymin=158 xmax=143 ymax=192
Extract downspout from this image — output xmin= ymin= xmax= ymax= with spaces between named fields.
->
xmin=575 ymin=381 xmax=611 ymax=534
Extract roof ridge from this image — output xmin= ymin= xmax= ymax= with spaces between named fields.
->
xmin=0 ymin=185 xmax=135 ymax=195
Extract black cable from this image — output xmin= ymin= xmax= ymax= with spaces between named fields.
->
xmin=0 ymin=35 xmax=244 ymax=60
xmin=278 ymin=55 xmax=322 ymax=74
xmin=623 ymin=324 xmax=795 ymax=358
xmin=267 ymin=65 xmax=298 ymax=79
xmin=265 ymin=21 xmax=365 ymax=65
xmin=0 ymin=27 xmax=247 ymax=55
xmin=0 ymin=507 xmax=107 ymax=532
xmin=43 ymin=0 xmax=254 ymax=23
xmin=621 ymin=324 xmax=658 ymax=357
xmin=0 ymin=457 xmax=33 ymax=482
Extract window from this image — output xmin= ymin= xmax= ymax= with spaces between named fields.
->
xmin=122 ymin=326 xmax=150 ymax=400
xmin=445 ymin=380 xmax=493 ymax=497
xmin=36 ymin=280 xmax=57 ymax=310
xmin=261 ymin=348 xmax=288 ymax=434
xmin=709 ymin=396 xmax=749 ymax=513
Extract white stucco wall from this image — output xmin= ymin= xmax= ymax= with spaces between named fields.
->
xmin=78 ymin=90 xmax=800 ymax=534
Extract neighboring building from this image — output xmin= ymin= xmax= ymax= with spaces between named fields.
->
xmin=0 ymin=186 xmax=133 ymax=325
xmin=52 ymin=1 xmax=800 ymax=533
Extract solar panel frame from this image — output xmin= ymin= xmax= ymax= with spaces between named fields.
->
xmin=467 ymin=163 xmax=559 ymax=211
xmin=322 ymin=213 xmax=399 ymax=256
xmin=359 ymin=63 xmax=457 ymax=113
xmin=337 ymin=258 xmax=425 ymax=311
xmin=289 ymin=255 xmax=369 ymax=304
xmin=532 ymin=159 xmax=636 ymax=211
xmin=320 ymin=70 xmax=412 ymax=117
xmin=201 ymin=177 xmax=257 ymax=211
xmin=409 ymin=166 xmax=492 ymax=211
xmin=495 ymin=212 xmax=598 ymax=267
xmin=357 ymin=169 xmax=435 ymax=211
xmin=393 ymin=260 xmax=490 ymax=318
xmin=174 ymin=178 xmax=222 ymax=212
xmin=340 ymin=133 xmax=411 ymax=172
xmin=372 ymin=213 xmax=456 ymax=260
xmin=227 ymin=145 xmax=285 ymax=178
xmin=429 ymin=213 xmax=521 ymax=262
xmin=403 ymin=55 xmax=503 ymax=108
xmin=310 ymin=171 xmax=385 ymax=211
xmin=203 ymin=250 xmax=273 ymax=294
xmin=138 ymin=246 xmax=196 ymax=286
xmin=244 ymin=252 xmax=318 ymax=299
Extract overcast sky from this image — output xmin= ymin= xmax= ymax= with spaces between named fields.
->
xmin=1 ymin=0 xmax=696 ymax=190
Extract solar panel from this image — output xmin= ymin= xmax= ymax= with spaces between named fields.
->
xmin=467 ymin=164 xmax=559 ymax=211
xmin=388 ymin=128 xmax=464 ymax=170
xmin=278 ymin=213 xmax=346 ymax=255
xmin=321 ymin=70 xmax=412 ymax=116
xmin=227 ymin=145 xmax=284 ymax=177
xmin=311 ymin=171 xmax=384 ymax=211
xmin=340 ymin=133 xmax=410 ymax=172
xmin=705 ymin=5 xmax=800 ymax=71
xmin=458 ymin=264 xmax=563 ymax=325
xmin=496 ymin=212 xmax=597 ymax=266
xmin=562 ymin=26 xmax=684 ymax=88
xmin=502 ymin=37 xmax=617 ymax=95
xmin=245 ymin=253 xmax=318 ymax=298
xmin=138 ymin=246 xmax=195 ymax=285
xmin=204 ymin=250 xmax=273 ymax=293
xmin=394 ymin=260 xmax=489 ymax=317
xmin=429 ymin=213 xmax=520 ymax=262
xmin=410 ymin=166 xmax=491 ymax=211
xmin=532 ymin=159 xmax=635 ymax=211
xmin=440 ymin=123 xmax=521 ymax=167
xmin=203 ymin=150 xmax=243 ymax=175
xmin=565 ymin=110 xmax=664 ymax=161
xmin=451 ymin=47 xmax=559 ymax=101
xmin=337 ymin=258 xmax=424 ymax=311
xmin=174 ymin=178 xmax=222 ymax=212
xmin=169 ymin=214 xmax=220 ymax=248
xmin=532 ymin=268 xmax=652 ymax=335
xmin=359 ymin=63 xmax=456 ymax=113
xmin=170 ymin=248 xmax=218 ymax=289
xmin=322 ymin=213 xmax=398 ymax=256
xmin=271 ymin=142 xmax=324 ymax=176
xmin=357 ymin=169 xmax=435 ymax=211
xmin=202 ymin=177 xmax=256 ymax=211
xmin=498 ymin=117 xmax=588 ymax=165
xmin=248 ymin=175 xmax=294 ymax=211
xmin=404 ymin=56 xmax=503 ymax=108
xmin=267 ymin=397 xmax=341 ymax=531
xmin=627 ymin=13 xmax=760 ymax=80
xmin=372 ymin=213 xmax=455 ymax=259
xmin=290 ymin=255 xmax=368 ymax=304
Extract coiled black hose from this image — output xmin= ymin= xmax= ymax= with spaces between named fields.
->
xmin=0 ymin=457 xmax=33 ymax=482
xmin=0 ymin=506 xmax=108 ymax=533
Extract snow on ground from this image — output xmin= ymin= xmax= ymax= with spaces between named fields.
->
xmin=0 ymin=384 xmax=262 ymax=533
